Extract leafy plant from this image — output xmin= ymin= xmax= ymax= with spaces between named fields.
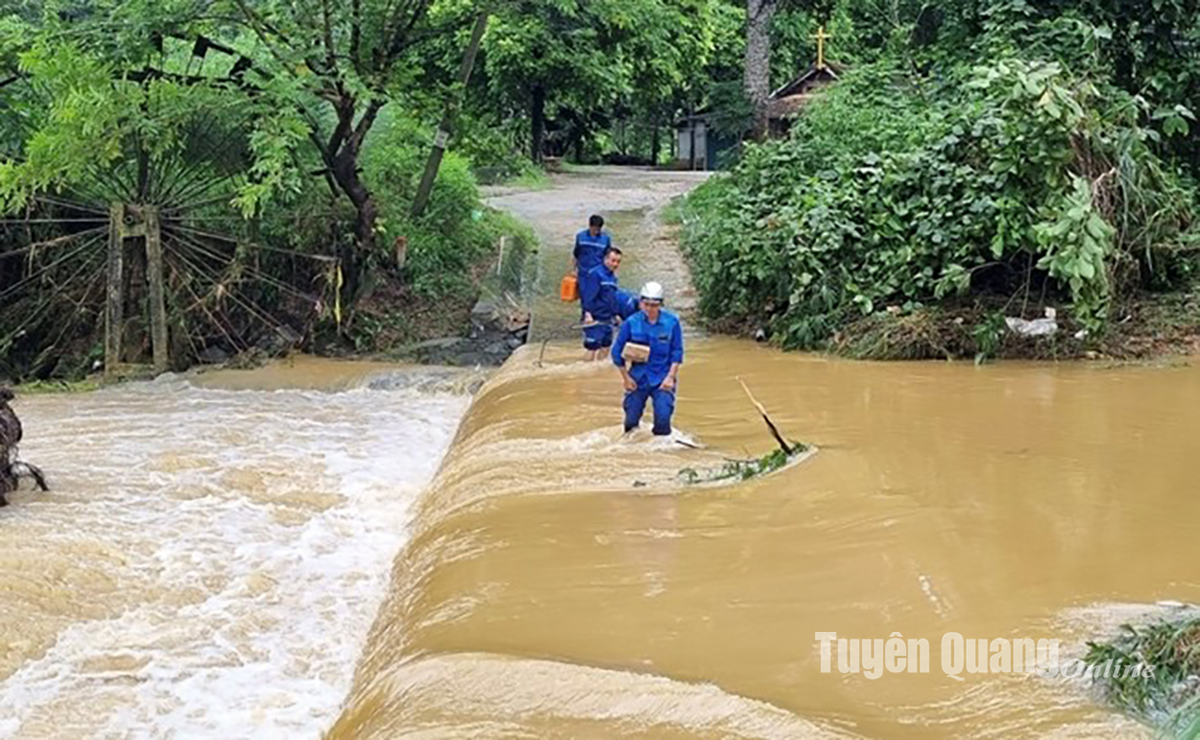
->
xmin=1085 ymin=616 xmax=1200 ymax=737
xmin=680 ymin=54 xmax=1196 ymax=353
xmin=677 ymin=444 xmax=807 ymax=484
xmin=972 ymin=311 xmax=1007 ymax=364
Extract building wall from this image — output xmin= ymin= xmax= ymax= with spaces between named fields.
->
xmin=676 ymin=121 xmax=708 ymax=169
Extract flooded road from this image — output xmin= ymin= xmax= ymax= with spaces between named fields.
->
xmin=0 ymin=359 xmax=471 ymax=739
xmin=484 ymin=166 xmax=707 ymax=341
xmin=2 ymin=169 xmax=1197 ymax=740
xmin=329 ymin=341 xmax=1200 ymax=740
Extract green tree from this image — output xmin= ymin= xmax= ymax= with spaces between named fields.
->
xmin=209 ymin=0 xmax=448 ymax=292
xmin=484 ymin=0 xmax=633 ymax=163
xmin=744 ymin=0 xmax=834 ymax=140
xmin=622 ymin=0 xmax=719 ymax=162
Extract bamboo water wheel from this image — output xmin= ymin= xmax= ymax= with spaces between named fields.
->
xmin=0 ymin=36 xmax=340 ymax=380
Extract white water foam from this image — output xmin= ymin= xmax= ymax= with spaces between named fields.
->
xmin=0 ymin=377 xmax=469 ymax=740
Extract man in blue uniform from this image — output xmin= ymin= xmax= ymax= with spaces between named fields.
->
xmin=580 ymin=246 xmax=623 ymax=360
xmin=612 ymin=282 xmax=684 ymax=436
xmin=616 ymin=288 xmax=639 ymax=321
xmin=573 ymin=214 xmax=612 ymax=276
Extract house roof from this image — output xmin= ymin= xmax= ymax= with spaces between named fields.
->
xmin=769 ymin=64 xmax=841 ymax=100
xmin=767 ymin=94 xmax=815 ymax=119
xmin=675 ymin=64 xmax=843 ymax=126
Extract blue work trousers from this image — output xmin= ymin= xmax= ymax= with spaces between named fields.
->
xmin=623 ymin=383 xmax=676 ymax=436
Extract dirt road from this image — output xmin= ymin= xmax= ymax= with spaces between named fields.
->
xmin=485 ymin=166 xmax=710 ymax=342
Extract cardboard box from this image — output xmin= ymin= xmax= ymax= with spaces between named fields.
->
xmin=622 ymin=342 xmax=651 ymax=363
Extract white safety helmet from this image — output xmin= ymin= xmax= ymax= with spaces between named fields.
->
xmin=639 ymin=281 xmax=665 ymax=302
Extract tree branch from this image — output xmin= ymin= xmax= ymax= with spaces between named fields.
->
xmin=384 ymin=0 xmax=429 ymax=64
xmin=229 ymin=0 xmax=293 ymax=70
xmin=321 ymin=0 xmax=340 ymax=76
xmin=351 ymin=0 xmax=363 ymax=74
xmin=351 ymin=99 xmax=385 ymax=149
xmin=327 ymin=108 xmax=354 ymax=159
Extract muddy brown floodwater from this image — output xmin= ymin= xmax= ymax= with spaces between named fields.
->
xmin=0 ymin=358 xmax=474 ymax=739
xmin=329 ymin=169 xmax=1199 ymax=740
xmin=327 ymin=341 xmax=1200 ymax=740
xmin=1 ymin=170 xmax=1197 ymax=740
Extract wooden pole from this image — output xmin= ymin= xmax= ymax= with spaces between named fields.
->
xmin=738 ymin=377 xmax=794 ymax=455
xmin=412 ymin=11 xmax=489 ymax=218
xmin=144 ymin=206 xmax=170 ymax=373
xmin=104 ymin=204 xmax=125 ymax=376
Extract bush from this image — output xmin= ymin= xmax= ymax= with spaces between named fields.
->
xmin=1085 ymin=616 xmax=1200 ymax=738
xmin=361 ymin=111 xmax=500 ymax=300
xmin=681 ymin=57 xmax=1197 ymax=350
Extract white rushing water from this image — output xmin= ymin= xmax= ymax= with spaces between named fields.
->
xmin=0 ymin=372 xmax=469 ymax=740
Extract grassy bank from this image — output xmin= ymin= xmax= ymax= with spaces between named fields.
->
xmin=828 ymin=291 xmax=1200 ymax=363
xmin=1085 ymin=615 xmax=1200 ymax=739
xmin=341 ymin=207 xmax=537 ymax=356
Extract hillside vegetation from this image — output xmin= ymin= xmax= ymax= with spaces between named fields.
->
xmin=682 ymin=2 xmax=1200 ymax=360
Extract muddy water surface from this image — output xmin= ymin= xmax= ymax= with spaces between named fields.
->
xmin=330 ymin=340 xmax=1199 ymax=740
xmin=0 ymin=358 xmax=472 ymax=739
xmin=3 ymin=167 xmax=1197 ymax=740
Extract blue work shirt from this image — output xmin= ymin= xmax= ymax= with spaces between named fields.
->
xmin=616 ymin=290 xmax=639 ymax=320
xmin=574 ymin=229 xmax=612 ymax=273
xmin=580 ymin=264 xmax=619 ymax=321
xmin=612 ymin=309 xmax=685 ymax=388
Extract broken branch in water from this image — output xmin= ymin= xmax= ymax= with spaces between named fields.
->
xmin=737 ymin=377 xmax=794 ymax=455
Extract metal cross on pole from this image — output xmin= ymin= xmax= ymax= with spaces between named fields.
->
xmin=812 ymin=26 xmax=832 ymax=69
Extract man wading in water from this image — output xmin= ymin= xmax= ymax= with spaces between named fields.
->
xmin=612 ymin=282 xmax=684 ymax=436
xmin=572 ymin=214 xmax=612 ymax=277
xmin=579 ymin=246 xmax=623 ymax=361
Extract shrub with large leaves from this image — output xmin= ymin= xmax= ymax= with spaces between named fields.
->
xmin=681 ymin=57 xmax=1196 ymax=347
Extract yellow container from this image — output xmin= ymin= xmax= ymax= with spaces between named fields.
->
xmin=560 ymin=274 xmax=579 ymax=302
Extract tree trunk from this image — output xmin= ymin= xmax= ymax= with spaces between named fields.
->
xmin=331 ymin=146 xmax=375 ymax=301
xmin=651 ymin=123 xmax=661 ymax=165
xmin=530 ymin=84 xmax=546 ymax=164
xmin=745 ymin=0 xmax=776 ymax=142
xmin=325 ymin=98 xmax=384 ymax=303
xmin=412 ymin=11 xmax=489 ymax=218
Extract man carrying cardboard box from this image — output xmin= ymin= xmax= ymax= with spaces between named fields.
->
xmin=611 ymin=282 xmax=684 ymax=436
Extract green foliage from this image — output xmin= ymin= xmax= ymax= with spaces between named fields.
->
xmin=678 ymin=443 xmax=807 ymax=484
xmin=482 ymin=0 xmax=725 ymax=162
xmin=499 ymin=164 xmax=553 ymax=191
xmin=360 ymin=110 xmax=532 ymax=300
xmin=972 ymin=310 xmax=1006 ymax=364
xmin=681 ymin=55 xmax=1197 ymax=349
xmin=1084 ymin=616 xmax=1200 ymax=736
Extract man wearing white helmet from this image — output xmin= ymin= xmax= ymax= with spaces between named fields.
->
xmin=611 ymin=281 xmax=684 ymax=436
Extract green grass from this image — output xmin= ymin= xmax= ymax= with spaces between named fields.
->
xmin=16 ymin=377 xmax=103 ymax=393
xmin=1084 ymin=616 xmax=1200 ymax=737
xmin=660 ymin=195 xmax=685 ymax=226
xmin=1170 ymin=698 xmax=1200 ymax=740
xmin=501 ymin=165 xmax=553 ymax=191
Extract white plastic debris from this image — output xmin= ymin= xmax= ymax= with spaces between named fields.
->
xmin=1006 ymin=307 xmax=1059 ymax=337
